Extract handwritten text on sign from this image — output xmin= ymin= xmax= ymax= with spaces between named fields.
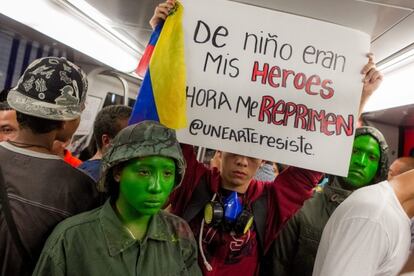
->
xmin=177 ymin=0 xmax=370 ymax=176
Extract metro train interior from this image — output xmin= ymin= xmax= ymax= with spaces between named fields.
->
xmin=0 ymin=0 xmax=413 ymax=161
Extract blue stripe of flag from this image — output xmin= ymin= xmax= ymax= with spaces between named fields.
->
xmin=128 ymin=69 xmax=159 ymax=125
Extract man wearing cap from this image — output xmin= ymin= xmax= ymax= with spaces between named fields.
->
xmin=0 ymin=57 xmax=100 ymax=275
xmin=33 ymin=121 xmax=202 ymax=275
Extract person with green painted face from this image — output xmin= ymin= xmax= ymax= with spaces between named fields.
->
xmin=264 ymin=126 xmax=389 ymax=276
xmin=33 ymin=121 xmax=202 ymax=276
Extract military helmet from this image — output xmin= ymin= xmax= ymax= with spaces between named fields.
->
xmin=354 ymin=126 xmax=389 ymax=183
xmin=98 ymin=120 xmax=186 ymax=193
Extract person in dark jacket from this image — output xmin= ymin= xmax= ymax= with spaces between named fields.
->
xmin=0 ymin=57 xmax=100 ymax=275
xmin=264 ymin=126 xmax=389 ymax=276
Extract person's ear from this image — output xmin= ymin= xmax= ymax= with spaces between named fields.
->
xmin=113 ymin=166 xmax=122 ymax=182
xmin=101 ymin=134 xmax=111 ymax=148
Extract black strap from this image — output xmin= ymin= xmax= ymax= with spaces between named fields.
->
xmin=252 ymin=189 xmax=268 ymax=256
xmin=0 ymin=166 xmax=33 ymax=264
xmin=182 ymin=174 xmax=212 ymax=222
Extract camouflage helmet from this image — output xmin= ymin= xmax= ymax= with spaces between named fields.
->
xmin=354 ymin=126 xmax=389 ymax=183
xmin=98 ymin=120 xmax=186 ymax=193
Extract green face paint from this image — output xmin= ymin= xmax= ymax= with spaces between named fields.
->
xmin=117 ymin=156 xmax=176 ymax=217
xmin=344 ymin=135 xmax=380 ymax=188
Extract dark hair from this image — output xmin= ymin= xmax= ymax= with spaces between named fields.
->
xmin=93 ymin=105 xmax=132 ymax=150
xmin=0 ymin=89 xmax=12 ymax=111
xmin=0 ymin=102 xmax=11 ymax=111
xmin=107 ymin=162 xmax=129 ymax=201
xmin=107 ymin=169 xmax=120 ymax=201
xmin=16 ymin=111 xmax=64 ymax=134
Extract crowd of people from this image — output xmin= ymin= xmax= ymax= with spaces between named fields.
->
xmin=0 ymin=1 xmax=414 ymax=276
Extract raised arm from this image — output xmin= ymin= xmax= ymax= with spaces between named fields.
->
xmin=358 ymin=54 xmax=383 ymax=117
xmin=273 ymin=166 xmax=322 ymax=224
xmin=264 ymin=166 xmax=322 ymax=252
xmin=167 ymin=144 xmax=210 ymax=215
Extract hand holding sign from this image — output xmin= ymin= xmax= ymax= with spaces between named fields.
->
xmin=150 ymin=0 xmax=176 ymax=30
xmin=174 ymin=0 xmax=372 ymax=176
xmin=359 ymin=54 xmax=383 ymax=116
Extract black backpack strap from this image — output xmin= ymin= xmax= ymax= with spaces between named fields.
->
xmin=181 ymin=174 xmax=212 ymax=222
xmin=0 ymin=166 xmax=33 ymax=264
xmin=252 ymin=188 xmax=268 ymax=256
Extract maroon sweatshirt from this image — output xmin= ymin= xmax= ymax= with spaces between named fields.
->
xmin=168 ymin=144 xmax=323 ymax=276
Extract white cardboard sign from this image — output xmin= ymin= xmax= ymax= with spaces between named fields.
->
xmin=177 ymin=0 xmax=370 ymax=176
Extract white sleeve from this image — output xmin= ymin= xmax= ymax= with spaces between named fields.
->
xmin=313 ymin=217 xmax=389 ymax=276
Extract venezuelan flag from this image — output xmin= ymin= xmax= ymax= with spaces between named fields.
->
xmin=129 ymin=1 xmax=187 ymax=129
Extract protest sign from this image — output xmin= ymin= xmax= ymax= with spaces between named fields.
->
xmin=177 ymin=0 xmax=370 ymax=176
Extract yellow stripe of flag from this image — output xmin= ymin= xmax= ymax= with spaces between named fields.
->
xmin=150 ymin=1 xmax=187 ymax=129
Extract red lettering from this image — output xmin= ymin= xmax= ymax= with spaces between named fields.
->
xmin=283 ymin=102 xmax=297 ymax=126
xmin=251 ymin=61 xmax=268 ymax=84
xmin=258 ymin=96 xmax=275 ymax=122
xmin=322 ymin=113 xmax=337 ymax=136
xmin=336 ymin=115 xmax=354 ymax=136
xmin=308 ymin=109 xmax=325 ymax=132
xmin=257 ymin=96 xmax=354 ymax=136
xmin=281 ymin=69 xmax=295 ymax=88
xmin=305 ymin=75 xmax=320 ymax=95
xmin=320 ymin=79 xmax=334 ymax=99
xmin=268 ymin=66 xmax=281 ymax=88
xmin=272 ymin=100 xmax=287 ymax=125
xmin=250 ymin=62 xmax=335 ymax=100
xmin=293 ymin=73 xmax=307 ymax=90
xmin=294 ymin=104 xmax=308 ymax=129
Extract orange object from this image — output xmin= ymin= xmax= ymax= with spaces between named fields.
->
xmin=63 ymin=149 xmax=82 ymax=167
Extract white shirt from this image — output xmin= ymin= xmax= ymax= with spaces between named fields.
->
xmin=313 ymin=181 xmax=411 ymax=276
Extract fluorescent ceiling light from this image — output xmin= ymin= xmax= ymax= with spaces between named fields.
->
xmin=377 ymin=47 xmax=414 ymax=74
xmin=0 ymin=0 xmax=140 ymax=72
xmin=364 ymin=53 xmax=414 ymax=112
xmin=63 ymin=0 xmax=141 ymax=54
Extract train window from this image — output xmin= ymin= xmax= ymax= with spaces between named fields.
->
xmin=103 ymin=92 xmax=136 ymax=108
xmin=0 ymin=29 xmax=68 ymax=90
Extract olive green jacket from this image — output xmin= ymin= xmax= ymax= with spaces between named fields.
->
xmin=33 ymin=200 xmax=202 ymax=276
xmin=267 ymin=179 xmax=351 ymax=276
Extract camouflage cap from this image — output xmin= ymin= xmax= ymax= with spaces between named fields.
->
xmin=98 ymin=120 xmax=186 ymax=192
xmin=7 ymin=57 xmax=88 ymax=121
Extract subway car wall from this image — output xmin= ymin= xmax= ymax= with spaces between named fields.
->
xmin=0 ymin=23 xmax=70 ymax=91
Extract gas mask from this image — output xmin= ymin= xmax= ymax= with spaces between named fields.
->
xmin=204 ymin=191 xmax=254 ymax=235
